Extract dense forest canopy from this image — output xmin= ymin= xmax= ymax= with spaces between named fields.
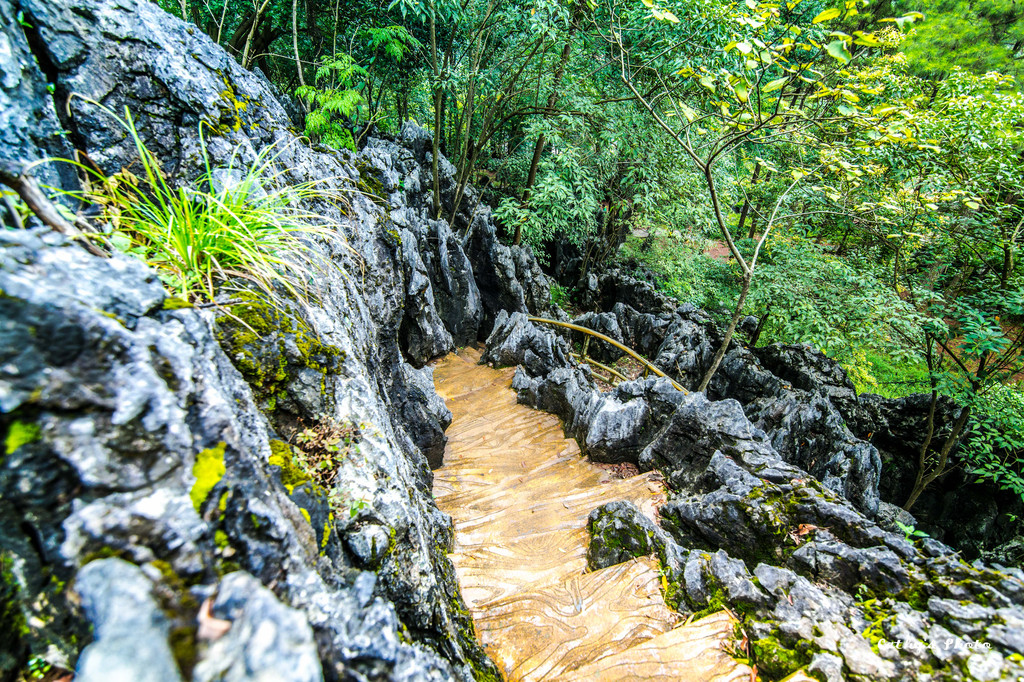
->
xmin=149 ymin=0 xmax=1023 ymax=511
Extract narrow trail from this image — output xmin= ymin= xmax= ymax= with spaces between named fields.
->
xmin=432 ymin=347 xmax=752 ymax=681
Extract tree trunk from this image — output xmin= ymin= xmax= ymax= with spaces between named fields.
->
xmin=513 ymin=134 xmax=546 ymax=246
xmin=227 ymin=10 xmax=256 ymax=54
xmin=432 ymin=88 xmax=443 ymax=219
xmin=0 ymin=165 xmax=106 ymax=257
xmin=736 ymin=162 xmax=762 ymax=239
xmin=292 ymin=0 xmax=307 ymax=111
xmin=903 ymin=404 xmax=971 ymax=512
xmin=1002 ymin=242 xmax=1014 ymax=290
xmin=698 ymin=271 xmax=752 ymax=392
xmin=749 ymin=304 xmax=770 ymax=348
xmin=515 ymin=40 xmax=572 ymax=246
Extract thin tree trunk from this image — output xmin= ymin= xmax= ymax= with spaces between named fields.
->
xmin=737 ymin=162 xmax=762 ymax=239
xmin=750 ymin=304 xmax=770 ymax=348
xmin=432 ymin=88 xmax=443 ymax=219
xmin=0 ymin=165 xmax=106 ymax=257
xmin=904 ymin=342 xmax=939 ymax=511
xmin=292 ymin=0 xmax=307 ymax=112
xmin=892 ymin=243 xmax=901 ymax=293
xmin=903 ymin=405 xmax=971 ymax=511
xmin=698 ymin=272 xmax=752 ymax=392
xmin=514 ymin=40 xmax=572 ymax=246
xmin=429 ymin=11 xmax=442 ymax=219
xmin=241 ymin=0 xmax=270 ymax=68
xmin=1002 ymin=242 xmax=1015 ymax=290
xmin=513 ymin=134 xmax=545 ymax=245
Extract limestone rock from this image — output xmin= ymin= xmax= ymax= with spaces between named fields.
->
xmin=74 ymin=559 xmax=184 ymax=682
xmin=193 ymin=572 xmax=322 ymax=682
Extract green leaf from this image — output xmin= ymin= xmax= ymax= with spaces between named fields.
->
xmin=825 ymin=39 xmax=852 ymax=63
xmin=812 ymin=8 xmax=841 ymax=23
xmin=734 ymin=80 xmax=749 ymax=102
xmin=764 ymin=77 xmax=788 ymax=92
xmin=852 ymin=31 xmax=880 ymax=46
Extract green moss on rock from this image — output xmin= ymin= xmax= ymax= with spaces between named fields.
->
xmin=1 ymin=553 xmax=28 ymax=668
xmin=4 ymin=420 xmax=40 ymax=456
xmin=751 ymin=632 xmax=814 ymax=679
xmin=161 ymin=297 xmax=194 ymax=310
xmin=190 ymin=442 xmax=226 ymax=512
xmin=355 ymin=161 xmax=388 ymax=207
xmin=168 ymin=625 xmax=198 ymax=678
xmin=268 ymin=440 xmax=311 ymax=493
xmin=214 ymin=293 xmax=344 ymax=417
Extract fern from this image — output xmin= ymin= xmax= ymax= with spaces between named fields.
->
xmin=359 ymin=25 xmax=422 ymax=63
xmin=297 ymin=53 xmax=367 ymax=152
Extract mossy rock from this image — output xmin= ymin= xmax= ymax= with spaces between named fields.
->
xmin=751 ymin=630 xmax=815 ymax=679
xmin=190 ymin=442 xmax=226 ymax=513
xmin=354 ymin=160 xmax=389 ymax=207
xmin=147 ymin=559 xmax=201 ymax=678
xmin=0 ymin=554 xmax=29 ymax=675
xmin=215 ymin=292 xmax=344 ymax=422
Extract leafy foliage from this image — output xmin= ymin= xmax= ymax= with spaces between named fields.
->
xmin=296 ymin=55 xmax=368 ymax=150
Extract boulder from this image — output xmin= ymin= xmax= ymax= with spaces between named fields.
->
xmin=586 ymin=501 xmax=674 ymax=571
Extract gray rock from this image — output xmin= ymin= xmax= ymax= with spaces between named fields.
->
xmin=876 ymin=501 xmax=918 ymax=534
xmin=754 ymin=343 xmax=865 ymax=430
xmin=838 ymin=634 xmax=895 ymax=677
xmin=570 ymin=311 xmax=625 ymax=363
xmin=586 ymin=501 xmax=670 ymax=571
xmin=706 ymin=550 xmax=770 ymax=609
xmin=0 ymin=0 xmax=77 ymax=201
xmin=985 ymin=623 xmax=1024 ymax=655
xmin=74 ymin=559 xmax=184 ymax=682
xmin=966 ymin=650 xmax=1006 ymax=681
xmin=193 ymin=572 xmax=322 ymax=682
xmin=638 ymin=393 xmax=780 ymax=492
xmin=807 ymin=652 xmax=844 ymax=682
xmin=584 ymin=397 xmax=649 ymax=464
xmin=745 ymin=390 xmax=881 ymax=515
xmin=789 ymin=541 xmax=910 ymax=593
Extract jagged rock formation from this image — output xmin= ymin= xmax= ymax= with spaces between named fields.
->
xmin=570 ymin=266 xmax=1023 ymax=557
xmin=553 ymin=271 xmax=884 ymax=516
xmin=486 ymin=312 xmax=1024 ymax=681
xmin=0 ymin=0 xmax=555 ymax=679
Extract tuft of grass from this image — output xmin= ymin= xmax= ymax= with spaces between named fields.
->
xmin=60 ymin=101 xmax=347 ymax=304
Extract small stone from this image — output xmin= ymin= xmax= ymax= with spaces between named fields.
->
xmin=807 ymin=652 xmax=844 ymax=682
xmin=966 ymin=650 xmax=1005 ymax=682
xmin=74 ymin=558 xmax=184 ymax=682
xmin=838 ymin=634 xmax=895 ymax=677
xmin=192 ymin=572 xmax=322 ymax=682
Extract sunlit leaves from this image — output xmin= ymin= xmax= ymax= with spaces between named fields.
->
xmin=812 ymin=8 xmax=841 ymax=23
